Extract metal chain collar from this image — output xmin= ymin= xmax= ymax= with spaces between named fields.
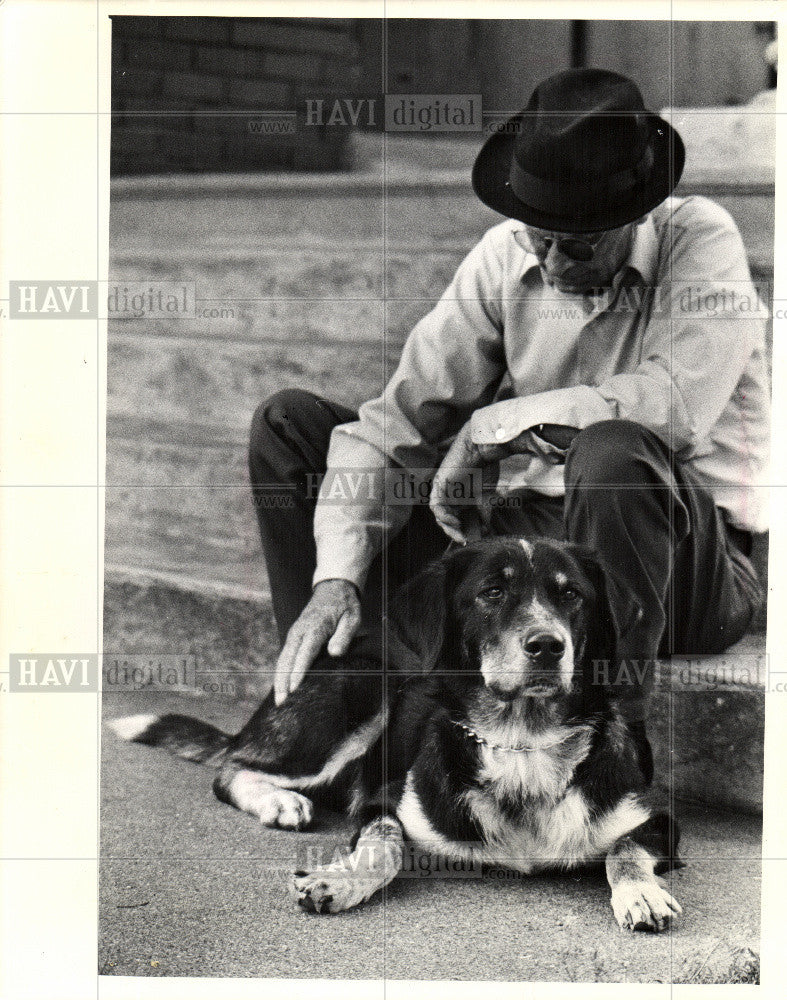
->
xmin=451 ymin=719 xmax=577 ymax=754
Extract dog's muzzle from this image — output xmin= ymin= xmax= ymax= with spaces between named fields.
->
xmin=483 ymin=627 xmax=574 ymax=700
xmin=522 ymin=631 xmax=565 ymax=664
xmin=519 ymin=629 xmax=566 ymax=695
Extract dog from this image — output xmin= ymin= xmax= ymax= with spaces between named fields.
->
xmin=109 ymin=536 xmax=682 ymax=931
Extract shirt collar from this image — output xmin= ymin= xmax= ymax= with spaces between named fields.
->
xmin=625 ymin=214 xmax=658 ymax=286
xmin=516 ymin=214 xmax=659 ymax=290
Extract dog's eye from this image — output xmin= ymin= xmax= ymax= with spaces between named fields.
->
xmin=479 ymin=586 xmax=504 ymax=602
xmin=561 ymin=587 xmax=581 ymax=603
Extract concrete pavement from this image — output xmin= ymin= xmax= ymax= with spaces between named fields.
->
xmin=100 ymin=688 xmax=761 ymax=983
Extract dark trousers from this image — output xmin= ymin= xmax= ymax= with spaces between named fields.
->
xmin=249 ymin=389 xmax=763 ymax=722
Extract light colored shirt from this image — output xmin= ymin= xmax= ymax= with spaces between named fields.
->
xmin=314 ymin=195 xmax=770 ymax=590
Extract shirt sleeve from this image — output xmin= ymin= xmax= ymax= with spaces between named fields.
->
xmin=470 ymin=200 xmax=766 ymax=457
xmin=313 ymin=229 xmax=508 ymax=589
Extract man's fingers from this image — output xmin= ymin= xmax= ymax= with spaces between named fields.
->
xmin=274 ymin=582 xmax=361 ymax=703
xmin=327 ymin=608 xmax=360 ymax=657
xmin=464 ymin=522 xmax=483 ymax=543
xmin=430 ymin=473 xmax=449 ymax=506
xmin=430 ymin=489 xmax=465 ymax=538
xmin=274 ymin=678 xmax=289 ymax=707
xmin=433 ymin=510 xmax=466 ymax=544
xmin=288 ymin=625 xmax=331 ymax=695
xmin=274 ymin=631 xmax=302 ymax=705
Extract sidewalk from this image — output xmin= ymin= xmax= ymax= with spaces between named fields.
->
xmin=100 ymin=687 xmax=760 ymax=983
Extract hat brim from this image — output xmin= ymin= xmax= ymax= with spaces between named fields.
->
xmin=472 ymin=112 xmax=685 ymax=233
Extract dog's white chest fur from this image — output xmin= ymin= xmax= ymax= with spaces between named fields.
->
xmin=397 ymin=723 xmax=650 ymax=873
xmin=462 ymin=783 xmax=647 ymax=872
xmin=474 ymin=728 xmax=586 ymax=801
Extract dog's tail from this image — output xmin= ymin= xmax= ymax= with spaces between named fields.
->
xmin=107 ymin=713 xmax=229 ymax=764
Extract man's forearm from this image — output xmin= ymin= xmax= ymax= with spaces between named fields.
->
xmin=312 ymin=515 xmax=381 ymax=592
xmin=471 ymin=283 xmax=764 ymax=458
xmin=471 ymin=386 xmax=615 ymax=450
xmin=312 ymin=467 xmax=414 ymax=592
xmin=311 ymin=407 xmax=444 ymax=590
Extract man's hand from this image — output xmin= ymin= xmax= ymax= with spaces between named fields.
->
xmin=273 ymin=579 xmax=361 ymax=705
xmin=513 ymin=423 xmax=579 ymax=462
xmin=429 ymin=422 xmax=508 ymax=543
xmin=430 ymin=421 xmax=579 ymax=543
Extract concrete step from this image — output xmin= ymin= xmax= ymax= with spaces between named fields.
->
xmin=653 ymin=635 xmax=766 ymax=814
xmin=104 ymin=177 xmax=771 ymax=629
xmin=103 ymin=572 xmax=766 ymax=815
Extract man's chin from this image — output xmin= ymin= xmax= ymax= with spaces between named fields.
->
xmin=550 ymin=278 xmax=593 ymax=295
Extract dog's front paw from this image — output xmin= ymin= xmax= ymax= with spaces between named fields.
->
xmin=610 ymin=876 xmax=682 ymax=932
xmin=291 ymin=868 xmax=374 ymax=914
xmin=292 ymin=818 xmax=404 ymax=914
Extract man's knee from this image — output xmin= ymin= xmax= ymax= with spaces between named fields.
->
xmin=566 ymin=420 xmax=668 ymax=486
xmin=249 ymin=388 xmax=322 ymax=454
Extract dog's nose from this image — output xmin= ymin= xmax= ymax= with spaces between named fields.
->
xmin=523 ymin=632 xmax=565 ymax=661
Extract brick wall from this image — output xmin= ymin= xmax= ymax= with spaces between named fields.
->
xmin=111 ymin=16 xmax=363 ymax=175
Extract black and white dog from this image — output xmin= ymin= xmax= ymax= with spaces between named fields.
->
xmin=109 ymin=537 xmax=682 ymax=931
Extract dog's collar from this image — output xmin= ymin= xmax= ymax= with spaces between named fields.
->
xmin=451 ymin=720 xmax=577 ymax=753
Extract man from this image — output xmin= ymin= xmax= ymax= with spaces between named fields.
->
xmin=249 ymin=69 xmax=768 ymax=771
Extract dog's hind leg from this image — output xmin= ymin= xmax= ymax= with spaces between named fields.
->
xmin=291 ymin=815 xmax=404 ymax=914
xmin=213 ymin=657 xmax=386 ymax=827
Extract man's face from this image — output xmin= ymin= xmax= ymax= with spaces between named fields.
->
xmin=523 ymin=221 xmax=639 ymax=295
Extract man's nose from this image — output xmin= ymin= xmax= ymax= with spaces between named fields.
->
xmin=522 ymin=631 xmax=565 ymax=663
xmin=544 ymin=240 xmax=564 ymax=269
xmin=543 ymin=241 xmax=580 ymax=279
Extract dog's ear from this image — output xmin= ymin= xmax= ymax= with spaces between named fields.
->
xmin=565 ymin=545 xmax=644 ymax=665
xmin=386 ymin=547 xmax=472 ymax=673
xmin=386 ymin=559 xmax=449 ymax=673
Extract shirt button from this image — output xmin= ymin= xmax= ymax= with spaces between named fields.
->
xmin=494 ymin=427 xmax=507 ymax=441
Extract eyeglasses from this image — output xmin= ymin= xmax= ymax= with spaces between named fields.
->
xmin=513 ymin=227 xmax=611 ymax=263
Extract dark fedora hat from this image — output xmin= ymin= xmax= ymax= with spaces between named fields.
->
xmin=472 ymin=68 xmax=685 ymax=233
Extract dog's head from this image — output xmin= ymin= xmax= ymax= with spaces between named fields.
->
xmin=389 ymin=536 xmax=640 ymax=706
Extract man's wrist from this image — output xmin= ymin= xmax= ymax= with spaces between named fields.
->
xmin=470 ymin=399 xmax=522 ymax=446
xmin=313 ymin=578 xmax=360 ymax=598
xmin=471 ymin=401 xmax=580 ymax=458
xmin=529 ymin=423 xmax=579 ymax=451
xmin=313 ymin=564 xmax=366 ymax=592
